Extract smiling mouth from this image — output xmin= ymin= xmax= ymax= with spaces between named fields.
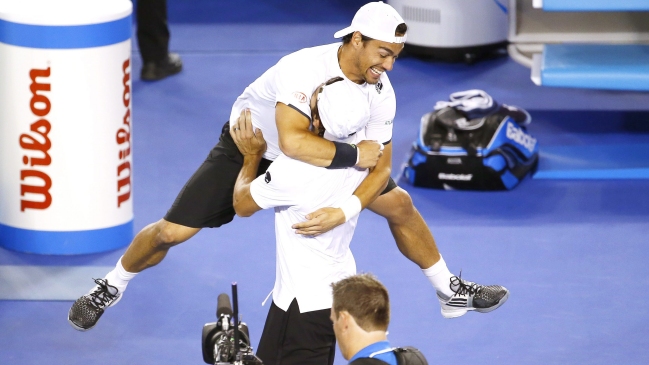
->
xmin=369 ymin=67 xmax=384 ymax=78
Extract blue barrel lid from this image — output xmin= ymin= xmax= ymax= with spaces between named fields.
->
xmin=0 ymin=0 xmax=132 ymax=49
xmin=0 ymin=0 xmax=131 ymax=26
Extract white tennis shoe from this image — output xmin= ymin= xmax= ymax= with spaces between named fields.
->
xmin=437 ymin=275 xmax=509 ymax=319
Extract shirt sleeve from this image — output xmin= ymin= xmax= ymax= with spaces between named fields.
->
xmin=249 ymin=159 xmax=301 ymax=209
xmin=274 ymin=58 xmax=314 ymax=121
xmin=365 ymin=88 xmax=395 ymax=145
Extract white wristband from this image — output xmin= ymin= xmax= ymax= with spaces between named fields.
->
xmin=340 ymin=195 xmax=362 ymax=222
xmin=355 ymin=146 xmax=360 ymax=166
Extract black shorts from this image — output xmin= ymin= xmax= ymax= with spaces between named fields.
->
xmin=164 ymin=121 xmax=398 ymax=228
xmin=164 ymin=122 xmax=272 ymax=228
xmin=256 ymin=299 xmax=335 ymax=365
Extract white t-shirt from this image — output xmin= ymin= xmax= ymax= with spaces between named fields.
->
xmin=249 ymin=131 xmax=369 ymax=313
xmin=229 ymin=43 xmax=396 ymax=161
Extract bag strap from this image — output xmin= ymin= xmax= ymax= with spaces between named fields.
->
xmin=349 ymin=357 xmax=389 ymax=365
xmin=393 ymin=346 xmax=429 ymax=365
xmin=349 ymin=346 xmax=429 ymax=365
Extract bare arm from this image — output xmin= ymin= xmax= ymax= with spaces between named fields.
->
xmin=276 ymin=102 xmax=334 ymax=166
xmin=276 ymin=103 xmax=382 ymax=168
xmin=231 ymin=110 xmax=265 ymax=217
xmin=353 ymin=141 xmax=392 ymax=208
xmin=232 ymin=154 xmax=264 ymax=217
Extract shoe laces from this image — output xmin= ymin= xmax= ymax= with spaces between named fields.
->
xmin=449 ymin=271 xmax=483 ymax=297
xmin=86 ymin=278 xmax=119 ymax=309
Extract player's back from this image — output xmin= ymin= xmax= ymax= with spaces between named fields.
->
xmin=249 ymin=132 xmax=369 ymax=313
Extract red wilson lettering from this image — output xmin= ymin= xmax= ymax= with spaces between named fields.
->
xmin=20 ymin=68 xmax=53 ymax=211
xmin=116 ymin=59 xmax=132 ymax=207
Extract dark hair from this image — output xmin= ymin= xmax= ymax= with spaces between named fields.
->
xmin=331 ymin=273 xmax=390 ymax=332
xmin=395 ymin=23 xmax=407 ymax=37
xmin=341 ymin=23 xmax=408 ymax=44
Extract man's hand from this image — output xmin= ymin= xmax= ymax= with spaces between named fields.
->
xmin=356 ymin=140 xmax=383 ymax=169
xmin=292 ymin=207 xmax=346 ymax=236
xmin=231 ymin=109 xmax=266 ymax=157
xmin=232 ymin=109 xmax=264 ymax=217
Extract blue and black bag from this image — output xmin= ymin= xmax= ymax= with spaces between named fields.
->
xmin=402 ymin=90 xmax=538 ymax=191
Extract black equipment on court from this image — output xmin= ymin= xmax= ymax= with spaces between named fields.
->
xmin=402 ymin=90 xmax=538 ymax=191
xmin=201 ymin=283 xmax=263 ymax=365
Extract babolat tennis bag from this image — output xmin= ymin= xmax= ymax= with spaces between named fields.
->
xmin=402 ymin=90 xmax=538 ymax=190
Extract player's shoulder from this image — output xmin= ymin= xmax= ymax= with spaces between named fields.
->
xmin=273 ymin=43 xmax=339 ymax=88
xmin=279 ymin=43 xmax=339 ymax=67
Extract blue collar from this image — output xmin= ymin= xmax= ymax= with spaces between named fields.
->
xmin=349 ymin=341 xmax=397 ymax=365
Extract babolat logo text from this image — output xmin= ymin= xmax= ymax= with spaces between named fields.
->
xmin=506 ymin=121 xmax=537 ymax=153
xmin=20 ymin=67 xmax=53 ymax=211
xmin=116 ymin=59 xmax=132 ymax=207
xmin=438 ymin=173 xmax=473 ymax=181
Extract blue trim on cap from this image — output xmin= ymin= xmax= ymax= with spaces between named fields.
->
xmin=0 ymin=220 xmax=133 ymax=255
xmin=0 ymin=15 xmax=131 ymax=49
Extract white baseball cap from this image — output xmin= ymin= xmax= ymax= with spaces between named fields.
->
xmin=334 ymin=1 xmax=407 ymax=44
xmin=317 ymin=79 xmax=370 ymax=140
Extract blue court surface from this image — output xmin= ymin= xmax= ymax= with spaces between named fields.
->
xmin=1 ymin=1 xmax=649 ymax=364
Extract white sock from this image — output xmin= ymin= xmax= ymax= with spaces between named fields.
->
xmin=103 ymin=256 xmax=137 ymax=295
xmin=422 ymin=256 xmax=455 ymax=298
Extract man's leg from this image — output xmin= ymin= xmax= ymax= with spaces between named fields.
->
xmin=121 ymin=219 xmax=200 ymax=273
xmin=67 ymin=220 xmax=198 ymax=331
xmin=367 ymin=186 xmax=439 ymax=269
xmin=257 ymin=300 xmax=335 ymax=365
xmin=256 ymin=301 xmax=288 ymax=365
xmin=136 ymin=0 xmax=183 ymax=81
xmin=68 ymin=121 xmax=269 ymax=331
xmin=368 ymin=184 xmax=509 ymax=318
xmin=136 ymin=0 xmax=169 ymax=65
